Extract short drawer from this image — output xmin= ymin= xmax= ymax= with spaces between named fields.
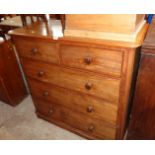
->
xmin=60 ymin=44 xmax=123 ymax=77
xmin=22 ymin=58 xmax=120 ymax=103
xmin=28 ymin=78 xmax=118 ymax=125
xmin=14 ymin=37 xmax=59 ymax=64
xmin=34 ymin=98 xmax=116 ymax=139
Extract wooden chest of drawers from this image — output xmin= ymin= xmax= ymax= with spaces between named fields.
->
xmin=10 ymin=21 xmax=148 ymax=139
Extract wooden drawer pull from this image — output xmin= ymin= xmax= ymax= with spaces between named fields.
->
xmin=48 ymin=108 xmax=54 ymax=115
xmin=37 ymin=71 xmax=45 ymax=77
xmin=84 ymin=56 xmax=92 ymax=65
xmin=87 ymin=106 xmax=93 ymax=113
xmin=43 ymin=91 xmax=49 ymax=97
xmin=88 ymin=124 xmax=95 ymax=132
xmin=85 ymin=82 xmax=93 ymax=90
xmin=31 ymin=48 xmax=38 ymax=55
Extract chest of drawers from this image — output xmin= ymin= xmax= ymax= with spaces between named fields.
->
xmin=10 ymin=21 xmax=148 ymax=139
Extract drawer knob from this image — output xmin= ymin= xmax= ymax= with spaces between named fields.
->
xmin=43 ymin=91 xmax=49 ymax=97
xmin=87 ymin=106 xmax=93 ymax=113
xmin=31 ymin=48 xmax=38 ymax=54
xmin=84 ymin=56 xmax=92 ymax=65
xmin=85 ymin=82 xmax=93 ymax=90
xmin=48 ymin=108 xmax=54 ymax=115
xmin=88 ymin=124 xmax=95 ymax=132
xmin=37 ymin=71 xmax=45 ymax=77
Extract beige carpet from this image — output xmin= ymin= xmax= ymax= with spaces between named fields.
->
xmin=0 ymin=96 xmax=84 ymax=140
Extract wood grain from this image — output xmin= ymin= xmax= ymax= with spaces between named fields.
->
xmin=60 ymin=44 xmax=123 ymax=77
xmin=64 ymin=21 xmax=146 ymax=42
xmin=9 ymin=20 xmax=146 ymax=48
xmin=21 ymin=58 xmax=120 ymax=103
xmin=0 ymin=77 xmax=10 ymax=103
xmin=65 ymin=14 xmax=145 ymax=34
xmin=28 ymin=78 xmax=118 ymax=125
xmin=10 ymin=18 xmax=148 ymax=139
xmin=35 ymin=97 xmax=116 ymax=139
xmin=0 ymin=40 xmax=27 ymax=106
xmin=116 ymin=48 xmax=139 ymax=139
xmin=127 ymin=20 xmax=155 ymax=140
xmin=14 ymin=36 xmax=60 ymax=64
xmin=127 ymin=55 xmax=155 ymax=139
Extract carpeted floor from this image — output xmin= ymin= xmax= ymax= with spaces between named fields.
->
xmin=0 ymin=96 xmax=84 ymax=140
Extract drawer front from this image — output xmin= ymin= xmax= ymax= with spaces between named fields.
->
xmin=60 ymin=44 xmax=123 ymax=77
xmin=14 ymin=37 xmax=59 ymax=64
xmin=22 ymin=58 xmax=120 ymax=103
xmin=28 ymin=78 xmax=118 ymax=125
xmin=34 ymin=98 xmax=116 ymax=139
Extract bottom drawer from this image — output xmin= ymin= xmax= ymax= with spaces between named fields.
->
xmin=34 ymin=98 xmax=116 ymax=139
xmin=28 ymin=78 xmax=117 ymax=125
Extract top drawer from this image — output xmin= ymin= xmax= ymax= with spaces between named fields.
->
xmin=60 ymin=44 xmax=123 ymax=77
xmin=14 ymin=37 xmax=59 ymax=64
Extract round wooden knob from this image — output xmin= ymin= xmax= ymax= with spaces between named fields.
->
xmin=85 ymin=82 xmax=93 ymax=90
xmin=84 ymin=56 xmax=92 ymax=65
xmin=31 ymin=48 xmax=38 ymax=55
xmin=48 ymin=109 xmax=54 ymax=115
xmin=43 ymin=91 xmax=49 ymax=97
xmin=48 ymin=108 xmax=54 ymax=115
xmin=87 ymin=106 xmax=93 ymax=113
xmin=88 ymin=124 xmax=95 ymax=132
xmin=37 ymin=71 xmax=45 ymax=77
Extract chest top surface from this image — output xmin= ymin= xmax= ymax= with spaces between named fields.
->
xmin=9 ymin=20 xmax=148 ymax=49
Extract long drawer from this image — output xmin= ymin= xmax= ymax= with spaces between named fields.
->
xmin=14 ymin=37 xmax=60 ymax=64
xmin=22 ymin=58 xmax=120 ymax=103
xmin=28 ymin=78 xmax=118 ymax=125
xmin=60 ymin=44 xmax=123 ymax=77
xmin=34 ymin=98 xmax=116 ymax=139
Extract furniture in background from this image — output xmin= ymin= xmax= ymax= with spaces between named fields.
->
xmin=20 ymin=14 xmax=65 ymax=29
xmin=0 ymin=15 xmax=5 ymax=22
xmin=50 ymin=14 xmax=65 ymax=31
xmin=0 ymin=29 xmax=6 ymax=40
xmin=0 ymin=14 xmax=17 ymax=22
xmin=0 ymin=14 xmax=48 ymax=32
xmin=20 ymin=14 xmax=47 ymax=26
xmin=0 ymin=14 xmax=65 ymax=39
xmin=10 ymin=15 xmax=148 ymax=139
xmin=127 ymin=19 xmax=155 ymax=139
xmin=0 ymin=15 xmax=22 ymax=40
xmin=0 ymin=38 xmax=28 ymax=106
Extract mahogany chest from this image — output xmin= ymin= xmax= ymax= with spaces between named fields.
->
xmin=0 ymin=38 xmax=27 ymax=106
xmin=127 ymin=19 xmax=155 ymax=139
xmin=10 ymin=21 xmax=147 ymax=139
